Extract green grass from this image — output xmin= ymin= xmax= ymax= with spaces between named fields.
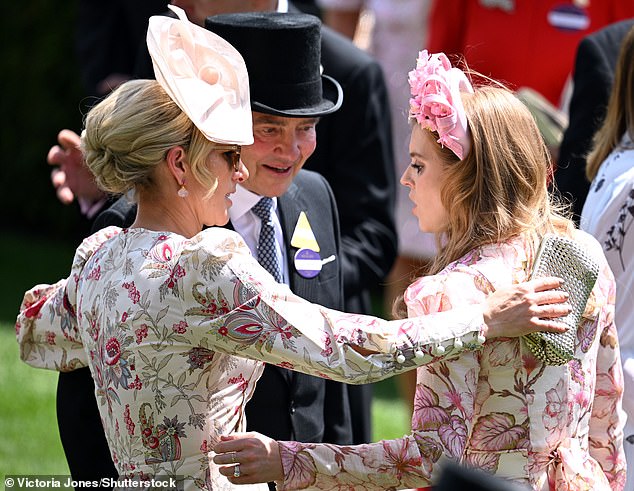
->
xmin=0 ymin=232 xmax=76 ymax=478
xmin=0 ymin=232 xmax=411 ymax=478
xmin=372 ymin=379 xmax=412 ymax=442
xmin=0 ymin=324 xmax=70 ymax=478
xmin=1 ymin=321 xmax=410 ymax=478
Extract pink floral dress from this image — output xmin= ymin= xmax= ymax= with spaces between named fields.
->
xmin=16 ymin=226 xmax=489 ymax=491
xmin=275 ymin=232 xmax=626 ymax=491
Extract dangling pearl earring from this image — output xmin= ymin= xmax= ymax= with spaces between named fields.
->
xmin=177 ymin=181 xmax=188 ymax=198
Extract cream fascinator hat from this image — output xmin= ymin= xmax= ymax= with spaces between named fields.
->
xmin=147 ymin=5 xmax=253 ymax=145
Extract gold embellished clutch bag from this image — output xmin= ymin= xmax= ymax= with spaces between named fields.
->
xmin=523 ymin=234 xmax=599 ymax=366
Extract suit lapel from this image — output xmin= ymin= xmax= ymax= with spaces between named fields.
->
xmin=277 ymin=181 xmax=315 ymax=388
xmin=278 ymin=181 xmax=317 ymax=303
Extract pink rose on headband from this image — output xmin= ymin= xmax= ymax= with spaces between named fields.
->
xmin=408 ymin=50 xmax=474 ymax=160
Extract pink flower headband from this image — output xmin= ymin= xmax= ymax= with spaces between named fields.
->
xmin=408 ymin=50 xmax=474 ymax=160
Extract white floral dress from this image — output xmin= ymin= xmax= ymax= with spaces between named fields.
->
xmin=581 ymin=133 xmax=634 ymax=489
xmin=16 ymin=226 xmax=488 ymax=490
xmin=275 ymin=232 xmax=626 ymax=490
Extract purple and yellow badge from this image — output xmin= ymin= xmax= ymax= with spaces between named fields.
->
xmin=291 ymin=212 xmax=335 ymax=278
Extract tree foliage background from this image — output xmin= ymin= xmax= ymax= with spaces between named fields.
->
xmin=1 ymin=1 xmax=91 ymax=244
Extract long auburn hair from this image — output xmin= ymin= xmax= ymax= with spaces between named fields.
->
xmin=586 ymin=24 xmax=634 ymax=181
xmin=394 ymin=86 xmax=574 ymax=318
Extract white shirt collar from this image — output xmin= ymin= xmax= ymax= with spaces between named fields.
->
xmin=228 ymin=184 xmax=286 ymax=284
xmin=229 ymin=184 xmax=275 ymax=222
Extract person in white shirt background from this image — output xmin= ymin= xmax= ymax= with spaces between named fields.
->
xmin=580 ymin=23 xmax=634 ymax=491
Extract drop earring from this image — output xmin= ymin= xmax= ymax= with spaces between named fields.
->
xmin=178 ymin=181 xmax=188 ymax=198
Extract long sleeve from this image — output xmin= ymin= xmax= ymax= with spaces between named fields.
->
xmin=267 ymin=235 xmax=627 ymax=490
xmin=278 ymin=436 xmax=432 ymax=490
xmin=16 ymin=278 xmax=84 ymax=371
xmin=181 ymin=234 xmax=487 ymax=385
xmin=13 ymin=226 xmax=486 ymax=489
xmin=587 ymin=264 xmax=627 ymax=489
xmin=16 ymin=227 xmax=122 ymax=371
xmin=269 ymin=266 xmax=486 ymax=491
xmin=17 ymin=226 xmax=486 ymax=381
xmin=16 ymin=227 xmax=484 ymax=384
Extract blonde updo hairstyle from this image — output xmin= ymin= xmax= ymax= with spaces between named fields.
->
xmin=426 ymin=86 xmax=573 ymax=276
xmin=81 ymin=79 xmax=220 ymax=198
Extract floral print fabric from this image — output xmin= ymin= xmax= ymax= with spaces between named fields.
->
xmin=581 ymin=133 xmax=634 ymax=489
xmin=16 ymin=226 xmax=488 ymax=490
xmin=276 ymin=232 xmax=626 ymax=490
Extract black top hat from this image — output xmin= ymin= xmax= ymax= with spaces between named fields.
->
xmin=205 ymin=12 xmax=343 ymax=117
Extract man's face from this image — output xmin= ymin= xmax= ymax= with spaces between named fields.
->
xmin=240 ymin=112 xmax=318 ymax=197
xmin=170 ymin=0 xmax=277 ymax=26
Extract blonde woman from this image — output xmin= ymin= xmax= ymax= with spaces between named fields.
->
xmin=212 ymin=52 xmax=626 ymax=490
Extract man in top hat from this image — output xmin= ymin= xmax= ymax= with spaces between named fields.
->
xmin=173 ymin=1 xmax=396 ymax=448
xmin=205 ymin=11 xmax=356 ymax=460
xmin=55 ymin=10 xmax=356 ymax=483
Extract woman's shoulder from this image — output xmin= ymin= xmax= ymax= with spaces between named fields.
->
xmin=570 ymin=228 xmax=603 ymax=251
xmin=73 ymin=226 xmax=123 ymax=269
xmin=186 ymin=227 xmax=251 ymax=257
xmin=179 ymin=227 xmax=281 ymax=300
xmin=569 ymin=228 xmax=613 ymax=278
xmin=562 ymin=228 xmax=608 ymax=267
xmin=81 ymin=225 xmax=123 ymax=248
xmin=87 ymin=227 xmax=251 ymax=270
xmin=451 ymin=237 xmax=531 ymax=285
xmin=404 ymin=238 xmax=530 ymax=315
xmin=176 ymin=228 xmax=256 ymax=280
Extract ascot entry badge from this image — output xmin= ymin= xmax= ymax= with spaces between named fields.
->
xmin=291 ymin=211 xmax=320 ymax=251
xmin=293 ymin=249 xmax=336 ymax=278
xmin=291 ymin=212 xmax=335 ymax=278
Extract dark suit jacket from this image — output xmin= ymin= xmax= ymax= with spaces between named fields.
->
xmin=555 ymin=19 xmax=634 ymax=222
xmin=244 ymin=171 xmax=352 ymax=444
xmin=291 ymin=15 xmax=398 ymax=445
xmin=301 ymin=19 xmax=397 ymax=317
xmin=57 ymin=170 xmax=353 ymax=480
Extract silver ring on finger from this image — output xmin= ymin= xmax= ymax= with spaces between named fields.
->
xmin=230 ymin=452 xmax=237 ymax=464
xmin=233 ymin=464 xmax=241 ymax=478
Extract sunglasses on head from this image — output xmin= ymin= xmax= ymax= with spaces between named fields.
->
xmin=213 ymin=144 xmax=242 ymax=172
